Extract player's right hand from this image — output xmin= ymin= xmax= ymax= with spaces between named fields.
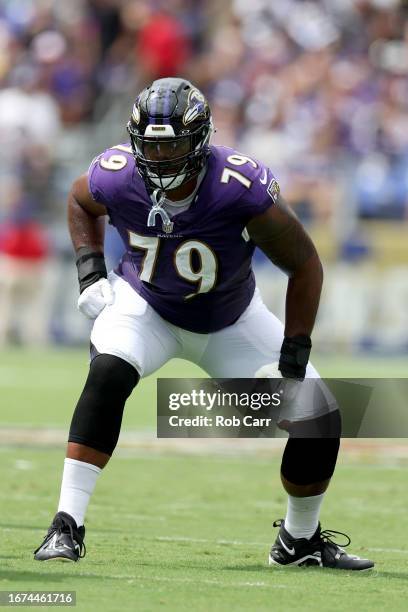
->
xmin=77 ymin=278 xmax=114 ymax=319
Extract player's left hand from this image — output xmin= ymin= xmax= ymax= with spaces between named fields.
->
xmin=77 ymin=278 xmax=114 ymax=319
xmin=254 ymin=362 xmax=302 ymax=431
xmin=254 ymin=362 xmax=301 ymax=400
xmin=254 ymin=362 xmax=282 ymax=380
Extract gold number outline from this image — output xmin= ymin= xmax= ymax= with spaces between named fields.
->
xmin=173 ymin=239 xmax=219 ymax=300
xmin=128 ymin=231 xmax=160 ymax=283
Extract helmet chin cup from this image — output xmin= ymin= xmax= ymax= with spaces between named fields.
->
xmin=147 ymin=160 xmax=189 ymax=191
xmin=148 ymin=172 xmax=187 ymax=190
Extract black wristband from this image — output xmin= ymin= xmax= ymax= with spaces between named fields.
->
xmin=75 ymin=247 xmax=107 ymax=294
xmin=279 ymin=335 xmax=312 ymax=380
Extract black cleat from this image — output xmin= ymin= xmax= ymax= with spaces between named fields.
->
xmin=34 ymin=512 xmax=86 ymax=562
xmin=269 ymin=519 xmax=374 ymax=570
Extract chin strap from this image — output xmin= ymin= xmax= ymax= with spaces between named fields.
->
xmin=147 ymin=189 xmax=174 ymax=233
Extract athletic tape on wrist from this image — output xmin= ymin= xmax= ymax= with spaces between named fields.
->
xmin=75 ymin=248 xmax=107 ymax=294
xmin=279 ymin=335 xmax=312 ymax=380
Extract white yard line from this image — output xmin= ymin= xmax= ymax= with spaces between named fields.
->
xmin=156 ymin=535 xmax=265 ymax=546
xmin=1 ymin=428 xmax=408 ymax=460
xmin=75 ymin=570 xmax=287 ymax=588
xmin=367 ymin=547 xmax=408 ymax=555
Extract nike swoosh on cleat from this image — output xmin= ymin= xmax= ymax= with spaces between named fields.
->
xmin=260 ymin=169 xmax=268 ymax=184
xmin=279 ymin=535 xmax=296 ymax=556
xmin=62 ymin=544 xmax=75 ymax=551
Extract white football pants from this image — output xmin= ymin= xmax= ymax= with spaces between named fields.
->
xmin=91 ymin=273 xmax=337 ymax=423
xmin=91 ymin=272 xmax=321 ymax=379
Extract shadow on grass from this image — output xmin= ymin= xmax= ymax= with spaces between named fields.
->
xmin=223 ymin=565 xmax=408 ymax=580
xmin=0 ymin=568 xmax=121 ymax=583
xmin=132 ymin=560 xmax=268 ymax=574
xmin=126 ymin=557 xmax=388 ymax=576
xmin=0 ymin=569 xmax=75 ymax=584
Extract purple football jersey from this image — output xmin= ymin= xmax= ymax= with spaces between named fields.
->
xmin=88 ymin=144 xmax=279 ymax=333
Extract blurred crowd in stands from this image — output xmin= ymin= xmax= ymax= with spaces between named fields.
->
xmin=0 ymin=0 xmax=407 ymax=348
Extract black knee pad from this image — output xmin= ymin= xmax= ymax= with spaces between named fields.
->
xmin=280 ymin=411 xmax=341 ymax=485
xmin=69 ymin=353 xmax=139 ymax=455
xmin=286 ymin=409 xmax=342 ymax=439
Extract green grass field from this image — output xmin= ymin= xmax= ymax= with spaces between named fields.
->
xmin=1 ymin=349 xmax=408 ymax=611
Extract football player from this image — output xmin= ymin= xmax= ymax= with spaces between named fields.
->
xmin=34 ymin=78 xmax=373 ymax=569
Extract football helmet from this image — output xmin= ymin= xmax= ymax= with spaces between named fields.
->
xmin=127 ymin=77 xmax=213 ymax=192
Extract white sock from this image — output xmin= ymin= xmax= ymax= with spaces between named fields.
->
xmin=284 ymin=493 xmax=325 ymax=540
xmin=57 ymin=458 xmax=101 ymax=527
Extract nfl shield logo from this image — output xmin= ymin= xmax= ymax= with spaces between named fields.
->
xmin=163 ymin=220 xmax=174 ymax=233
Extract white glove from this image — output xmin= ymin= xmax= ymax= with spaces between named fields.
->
xmin=254 ymin=362 xmax=283 ymax=380
xmin=77 ymin=278 xmax=114 ymax=319
xmin=254 ymin=361 xmax=301 ymax=427
xmin=254 ymin=361 xmax=302 ymax=394
xmin=254 ymin=361 xmax=301 ymax=398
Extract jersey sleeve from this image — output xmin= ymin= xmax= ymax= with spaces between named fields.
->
xmin=238 ymin=163 xmax=280 ymax=221
xmin=213 ymin=147 xmax=280 ymax=223
xmin=87 ymin=144 xmax=135 ymax=211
